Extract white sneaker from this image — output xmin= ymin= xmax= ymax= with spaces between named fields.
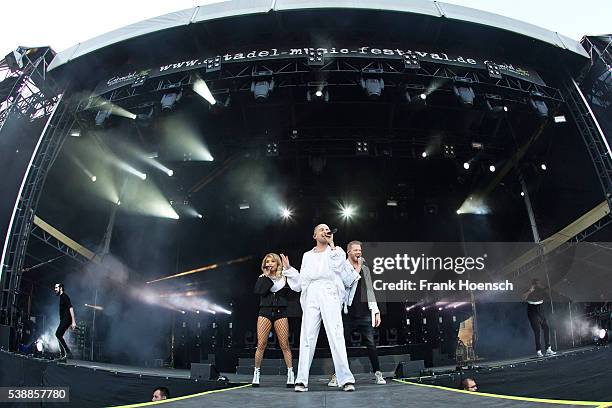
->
xmin=294 ymin=383 xmax=308 ymax=392
xmin=343 ymin=383 xmax=355 ymax=392
xmin=286 ymin=368 xmax=295 ymax=388
xmin=545 ymin=347 xmax=556 ymax=356
xmin=375 ymin=371 xmax=386 ymax=385
xmin=327 ymin=373 xmax=338 ymax=387
xmin=252 ymin=367 xmax=260 ymax=387
xmin=536 ymin=350 xmax=544 ymax=357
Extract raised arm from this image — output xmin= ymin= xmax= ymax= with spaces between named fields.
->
xmin=280 ymin=253 xmax=301 ymax=292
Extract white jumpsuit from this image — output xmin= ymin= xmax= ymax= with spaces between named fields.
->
xmin=286 ymin=246 xmax=359 ymax=387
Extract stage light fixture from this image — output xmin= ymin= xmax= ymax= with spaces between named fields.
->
xmin=161 ymin=92 xmax=182 ymax=110
xmin=361 ymin=78 xmax=384 ymax=98
xmin=341 ymin=205 xmax=355 ymax=220
xmin=95 ymin=108 xmax=112 ymax=127
xmin=540 ymin=163 xmax=547 ymax=171
xmin=443 ymin=144 xmax=455 ymax=158
xmin=485 ymin=95 xmax=508 ymax=114
xmin=486 ymin=62 xmax=502 ymax=79
xmin=387 ymin=200 xmax=398 ymax=207
xmin=197 ymin=213 xmax=203 ymax=219
xmin=266 ymin=142 xmax=279 ymax=157
xmin=239 ymin=202 xmax=250 ymax=210
xmin=420 ymin=93 xmax=427 ymax=100
xmin=421 ymin=151 xmax=427 ymax=158
xmin=193 ymin=77 xmax=216 ymax=105
xmin=356 ymin=141 xmax=369 ymax=156
xmin=35 ymin=339 xmax=44 ymax=353
xmin=91 ymin=176 xmax=97 ymax=182
xmin=403 ymin=54 xmax=420 ymax=69
xmin=206 ymin=56 xmax=222 ymax=72
xmin=463 ymin=162 xmax=470 ymax=170
xmin=251 ymin=79 xmax=274 ymax=100
xmin=554 ymin=115 xmax=566 ymax=123
xmin=520 ymin=191 xmax=525 ymax=197
xmin=281 ymin=207 xmax=292 ymax=219
xmin=70 ymin=129 xmax=81 ymax=137
xmin=167 ymin=169 xmax=174 ymax=177
xmin=306 ymin=82 xmax=329 ymax=102
xmin=529 ymin=92 xmax=549 ymax=118
xmin=453 ymin=78 xmax=475 ymax=106
xmin=307 ymin=49 xmax=324 ymax=66
xmin=116 ymin=200 xmax=121 ymax=206
xmin=489 ymin=165 xmax=496 ymax=172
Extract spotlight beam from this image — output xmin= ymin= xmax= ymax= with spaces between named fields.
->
xmin=193 ymin=77 xmax=216 ymax=105
xmin=146 ymin=256 xmax=253 ymax=284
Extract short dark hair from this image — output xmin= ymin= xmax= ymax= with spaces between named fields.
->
xmin=347 ymin=240 xmax=362 ymax=251
xmin=55 ymin=283 xmax=64 ymax=291
xmin=154 ymin=386 xmax=169 ymax=398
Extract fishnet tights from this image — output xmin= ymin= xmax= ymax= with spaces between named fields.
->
xmin=255 ymin=316 xmax=293 ymax=368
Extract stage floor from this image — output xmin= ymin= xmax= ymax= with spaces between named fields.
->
xmin=119 ymin=375 xmax=602 ymax=408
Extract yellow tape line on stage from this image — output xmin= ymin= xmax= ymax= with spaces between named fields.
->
xmin=107 ymin=383 xmax=253 ymax=407
xmin=393 ymin=379 xmax=612 ymax=406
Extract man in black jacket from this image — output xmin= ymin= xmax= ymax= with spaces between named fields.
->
xmin=54 ymin=283 xmax=76 ymax=359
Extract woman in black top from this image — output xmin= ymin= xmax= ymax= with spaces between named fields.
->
xmin=252 ymin=253 xmax=300 ymax=387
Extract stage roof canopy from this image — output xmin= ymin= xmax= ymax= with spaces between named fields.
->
xmin=48 ymin=0 xmax=588 ymax=72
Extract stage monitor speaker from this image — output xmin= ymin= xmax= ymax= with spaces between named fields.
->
xmin=395 ymin=360 xmax=425 ymax=378
xmin=190 ymin=363 xmax=220 ymax=380
xmin=0 ymin=325 xmax=15 ymax=351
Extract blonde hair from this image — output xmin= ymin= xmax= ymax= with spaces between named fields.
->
xmin=260 ymin=253 xmax=283 ymax=279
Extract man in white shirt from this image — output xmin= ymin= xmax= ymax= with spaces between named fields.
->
xmin=289 ymin=224 xmax=359 ymax=392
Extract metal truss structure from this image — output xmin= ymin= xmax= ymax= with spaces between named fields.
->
xmin=0 ymin=95 xmax=76 ymax=327
xmin=92 ymin=57 xmax=564 ymax=108
xmin=562 ymin=78 xmax=612 ymax=214
xmin=580 ymin=36 xmax=612 ymax=109
xmin=0 ymin=47 xmax=60 ymax=131
xmin=29 ymin=225 xmax=89 ymax=265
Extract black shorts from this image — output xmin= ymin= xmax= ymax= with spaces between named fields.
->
xmin=258 ymin=307 xmax=288 ymax=322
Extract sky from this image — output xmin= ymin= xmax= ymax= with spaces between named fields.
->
xmin=0 ymin=0 xmax=610 ymax=57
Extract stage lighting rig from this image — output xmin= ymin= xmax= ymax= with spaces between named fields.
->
xmin=403 ymin=54 xmax=420 ymax=69
xmin=95 ymin=108 xmax=111 ymax=127
xmin=161 ymin=91 xmax=182 ymax=110
xmin=307 ymin=49 xmax=324 ymax=66
xmin=486 ymin=62 xmax=502 ymax=79
xmin=306 ymin=82 xmax=329 ymax=102
xmin=266 ymin=142 xmax=279 ymax=156
xmin=529 ymin=91 xmax=549 ymax=118
xmin=361 ymin=77 xmax=384 ymax=98
xmin=356 ymin=140 xmax=369 ymax=156
xmin=251 ymin=68 xmax=274 ymax=100
xmin=251 ymin=79 xmax=274 ymax=99
xmin=443 ymin=144 xmax=456 ymax=158
xmin=206 ymin=56 xmax=222 ymax=72
xmin=453 ymin=77 xmax=475 ymax=106
xmin=485 ymin=94 xmax=508 ymax=114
